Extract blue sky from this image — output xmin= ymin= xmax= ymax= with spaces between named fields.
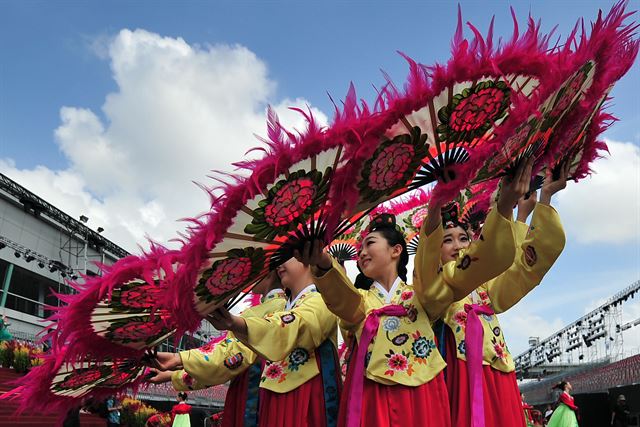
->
xmin=0 ymin=0 xmax=638 ymax=356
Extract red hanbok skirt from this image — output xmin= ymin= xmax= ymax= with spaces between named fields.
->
xmin=258 ymin=372 xmax=327 ymax=427
xmin=444 ymin=326 xmax=526 ymax=427
xmin=337 ymin=342 xmax=451 ymax=427
xmin=221 ymin=369 xmax=250 ymax=427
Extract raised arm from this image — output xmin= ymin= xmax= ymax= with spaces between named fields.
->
xmin=413 ymin=157 xmax=534 ymax=319
xmin=483 ymin=163 xmax=569 ymax=313
xmin=299 ymin=240 xmax=366 ymax=327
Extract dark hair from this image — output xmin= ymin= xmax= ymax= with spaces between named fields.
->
xmin=552 ymin=381 xmax=568 ymax=392
xmin=178 ymin=392 xmax=188 ymax=401
xmin=367 ymin=215 xmax=409 ymax=282
xmin=354 ymin=272 xmax=373 ymax=290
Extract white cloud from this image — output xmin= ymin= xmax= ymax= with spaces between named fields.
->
xmin=500 ymin=308 xmax=566 ymax=356
xmin=555 ymin=140 xmax=640 ymax=245
xmin=1 ymin=29 xmax=327 ymax=252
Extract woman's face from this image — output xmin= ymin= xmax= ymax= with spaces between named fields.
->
xmin=440 ymin=226 xmax=471 ymax=263
xmin=565 ymin=382 xmax=572 ymax=392
xmin=276 ymin=257 xmax=309 ymax=289
xmin=357 ymin=231 xmax=402 ymax=280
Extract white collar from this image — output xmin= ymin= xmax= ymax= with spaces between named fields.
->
xmin=470 ymin=289 xmax=481 ymax=304
xmin=286 ymin=284 xmax=316 ymax=310
xmin=372 ymin=277 xmax=403 ymax=304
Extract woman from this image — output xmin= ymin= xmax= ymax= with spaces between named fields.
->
xmin=147 ymin=273 xmax=286 ymax=427
xmin=425 ymin=159 xmax=569 ymax=427
xmin=298 ymin=163 xmax=528 ymax=427
xmin=170 ymin=392 xmax=191 ymax=427
xmin=547 ymin=381 xmax=579 ymax=427
xmin=0 ymin=315 xmax=13 ymax=342
xmin=207 ymin=256 xmax=340 ymax=427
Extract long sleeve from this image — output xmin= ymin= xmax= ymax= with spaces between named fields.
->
xmin=559 ymin=393 xmax=578 ymax=411
xmin=414 ymin=207 xmax=517 ymax=320
xmin=176 ymin=333 xmax=258 ymax=387
xmin=483 ymin=203 xmax=565 ymax=314
xmin=171 ymin=369 xmax=205 ymax=391
xmin=312 ymin=258 xmax=366 ymax=328
xmin=242 ymin=294 xmax=337 ymax=362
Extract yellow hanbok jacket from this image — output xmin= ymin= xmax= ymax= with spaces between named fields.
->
xmin=439 ymin=203 xmax=565 ymax=372
xmin=240 ymin=286 xmax=339 ymax=393
xmin=171 ymin=289 xmax=287 ymax=391
xmin=313 ymin=207 xmax=516 ymax=386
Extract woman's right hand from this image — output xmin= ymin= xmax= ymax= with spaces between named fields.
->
xmin=144 ymin=351 xmax=182 ymax=371
xmin=146 ymin=368 xmax=174 ymax=384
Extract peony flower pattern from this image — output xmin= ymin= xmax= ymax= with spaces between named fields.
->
xmin=492 ymin=337 xmax=507 ymax=361
xmin=382 ymin=317 xmax=401 ymax=333
xmin=481 ymin=118 xmax=537 ymax=179
xmin=358 ymin=126 xmax=429 ymax=203
xmin=437 ymin=80 xmax=511 ymax=143
xmin=453 ymin=311 xmax=467 ymax=332
xmin=100 ymin=370 xmax=135 ymax=387
xmin=56 ymin=366 xmax=109 ymax=391
xmin=263 ymin=362 xmax=285 ymax=382
xmin=196 ymin=247 xmax=265 ymax=303
xmin=384 ymin=350 xmax=413 ymax=377
xmin=111 ymin=280 xmax=164 ymax=312
xmin=181 ymin=372 xmax=195 ymax=389
xmin=287 ymin=348 xmax=310 ymax=371
xmin=540 ymin=61 xmax=594 ymax=131
xmin=411 ymin=333 xmax=435 ymax=362
xmin=105 ymin=315 xmax=172 ymax=345
xmin=245 ymin=168 xmax=331 ymax=241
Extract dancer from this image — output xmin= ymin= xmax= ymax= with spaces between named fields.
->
xmin=547 ymin=381 xmax=579 ymax=427
xmin=207 ymin=257 xmax=340 ymax=427
xmin=147 ymin=273 xmax=286 ymax=427
xmin=295 ymin=161 xmax=534 ymax=426
xmin=170 ymin=392 xmax=191 ymax=427
xmin=432 ymin=160 xmax=568 ymax=427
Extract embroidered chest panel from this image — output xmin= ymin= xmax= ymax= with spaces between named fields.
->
xmin=444 ymin=288 xmax=514 ymax=371
xmin=363 ymin=283 xmax=446 ymax=386
xmin=258 ymin=290 xmax=323 ymax=393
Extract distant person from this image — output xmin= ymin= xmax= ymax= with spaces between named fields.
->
xmin=547 ymin=381 xmax=578 ymax=427
xmin=0 ymin=315 xmax=13 ymax=341
xmin=544 ymin=404 xmax=554 ymax=424
xmin=171 ymin=392 xmax=191 ymax=427
xmin=105 ymin=395 xmax=122 ymax=427
xmin=611 ymin=394 xmax=630 ymax=427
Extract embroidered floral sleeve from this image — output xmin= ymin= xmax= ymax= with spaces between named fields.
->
xmin=242 ymin=293 xmax=337 ymax=362
xmin=483 ymin=203 xmax=565 ymax=313
xmin=178 ymin=332 xmax=258 ymax=386
xmin=175 ymin=294 xmax=287 ymax=388
xmin=171 ymin=369 xmax=206 ymax=391
xmin=312 ymin=257 xmax=367 ymax=328
xmin=414 ymin=207 xmax=516 ymax=321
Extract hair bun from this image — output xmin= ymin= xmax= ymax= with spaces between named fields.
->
xmin=368 ymin=213 xmax=397 ymax=232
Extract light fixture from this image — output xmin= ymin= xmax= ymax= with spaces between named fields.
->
xmin=79 ymin=215 xmax=89 ymax=223
xmin=14 ymin=251 xmax=21 ymax=258
xmin=0 ymin=243 xmax=5 ymax=249
xmin=25 ymin=254 xmax=35 ymax=263
xmin=97 ymin=227 xmax=104 ymax=233
xmin=38 ymin=262 xmax=45 ymax=269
